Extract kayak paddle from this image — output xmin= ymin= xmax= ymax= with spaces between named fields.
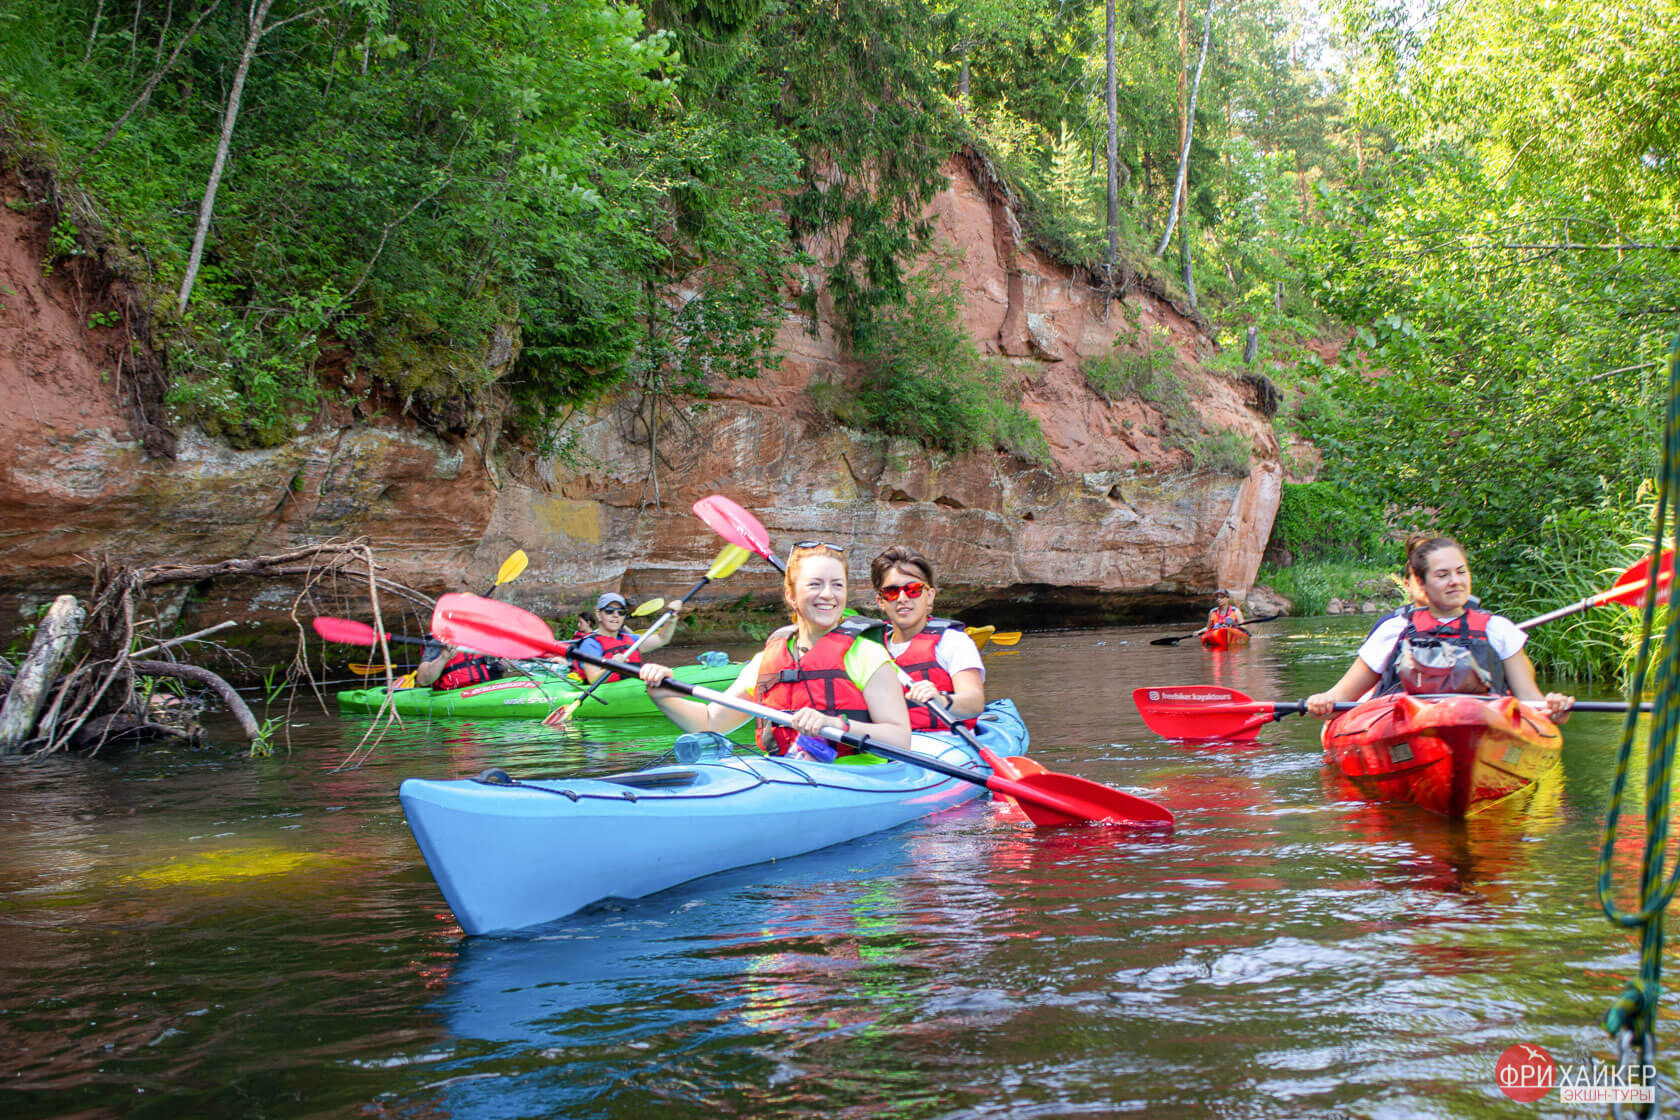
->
xmin=1132 ymin=684 xmax=1652 ymax=741
xmin=1518 ymin=547 xmax=1675 ymax=630
xmin=433 ymin=594 xmax=1172 ymax=830
xmin=890 ymin=668 xmax=1174 ymax=829
xmin=546 ymin=544 xmax=753 ymax=724
xmin=349 ymin=660 xmax=413 ymax=676
xmin=694 ymin=494 xmax=788 ymax=572
xmin=312 ymin=617 xmax=428 ymax=648
xmin=1149 ymin=613 xmax=1283 ymax=646
xmin=987 ymin=631 xmax=1023 ymax=646
xmin=313 ymin=549 xmax=529 ymax=654
xmin=966 ymin=625 xmax=995 ymax=651
xmin=485 ymin=549 xmax=529 ymax=597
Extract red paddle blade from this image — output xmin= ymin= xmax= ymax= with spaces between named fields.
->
xmin=1132 ymin=685 xmax=1275 ymax=741
xmin=432 ymin=594 xmax=564 ymax=660
xmin=693 ymin=496 xmax=775 ymax=564
xmin=312 ymin=617 xmax=383 ymax=646
xmin=1602 ymin=548 xmax=1676 ymax=608
xmin=978 ymin=745 xmax=1049 ymax=821
xmin=988 ymin=770 xmax=1175 ymax=829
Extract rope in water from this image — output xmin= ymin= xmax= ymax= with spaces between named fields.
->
xmin=1597 ymin=331 xmax=1680 ymax=1118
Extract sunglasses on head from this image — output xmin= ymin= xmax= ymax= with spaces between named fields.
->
xmin=877 ymin=581 xmax=928 ymax=601
xmin=791 ymin=540 xmax=846 ymax=555
xmin=599 ymin=606 xmax=626 ymax=616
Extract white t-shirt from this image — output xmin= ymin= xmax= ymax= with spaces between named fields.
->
xmin=1356 ymin=611 xmax=1526 ymax=674
xmin=886 ymin=627 xmax=986 ymax=680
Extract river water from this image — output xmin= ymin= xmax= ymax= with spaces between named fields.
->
xmin=0 ymin=616 xmax=1669 ymax=1118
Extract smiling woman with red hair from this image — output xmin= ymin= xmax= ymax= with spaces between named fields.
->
xmin=639 ymin=542 xmax=912 ymax=759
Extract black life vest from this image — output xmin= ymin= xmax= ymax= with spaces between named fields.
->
xmin=1377 ymin=607 xmax=1508 ymax=697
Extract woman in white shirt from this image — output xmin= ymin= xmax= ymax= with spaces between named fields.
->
xmin=1305 ymin=535 xmax=1572 ymax=721
xmin=868 ymin=546 xmax=985 ymax=729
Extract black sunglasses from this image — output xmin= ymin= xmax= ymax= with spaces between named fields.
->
xmin=599 ymin=606 xmax=627 ymax=616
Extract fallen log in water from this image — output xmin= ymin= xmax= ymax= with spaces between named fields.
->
xmin=0 ymin=596 xmax=85 ymax=754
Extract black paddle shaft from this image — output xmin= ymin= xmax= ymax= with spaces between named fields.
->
xmin=1267 ymin=697 xmax=1652 ymax=718
xmin=567 ymin=646 xmax=994 ymax=787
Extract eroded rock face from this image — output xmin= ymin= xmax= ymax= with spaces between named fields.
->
xmin=0 ymin=153 xmax=1282 ymax=642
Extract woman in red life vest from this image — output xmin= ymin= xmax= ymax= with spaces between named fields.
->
xmin=1304 ymin=536 xmax=1573 ymax=721
xmin=868 ymin=546 xmax=985 ymax=730
xmin=1197 ymin=589 xmax=1245 ymax=637
xmin=571 ymin=591 xmax=680 ymax=685
xmin=639 ymin=543 xmax=911 ymax=759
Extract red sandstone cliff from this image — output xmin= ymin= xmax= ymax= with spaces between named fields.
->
xmin=0 ymin=153 xmax=1281 ymax=634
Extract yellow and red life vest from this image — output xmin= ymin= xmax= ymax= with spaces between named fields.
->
xmin=754 ymin=628 xmax=873 ymax=755
xmin=1210 ymin=605 xmax=1242 ymax=629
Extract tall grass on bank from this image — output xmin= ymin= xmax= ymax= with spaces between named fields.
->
xmin=1492 ymin=503 xmax=1671 ymax=684
xmin=1255 ymin=561 xmax=1397 ymax=617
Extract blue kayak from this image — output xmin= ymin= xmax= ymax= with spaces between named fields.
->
xmin=400 ymin=699 xmax=1029 ymax=935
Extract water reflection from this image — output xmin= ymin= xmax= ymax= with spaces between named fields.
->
xmin=0 ymin=617 xmax=1668 ymax=1119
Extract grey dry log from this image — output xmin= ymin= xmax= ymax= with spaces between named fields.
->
xmin=0 ymin=595 xmax=86 ymax=752
xmin=130 ymin=660 xmax=260 ymax=741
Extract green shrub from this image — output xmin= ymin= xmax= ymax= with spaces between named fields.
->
xmin=839 ymin=267 xmax=1050 ymax=463
xmin=1192 ymin=428 xmax=1253 ymax=475
xmin=1268 ymin=481 xmax=1389 ymax=564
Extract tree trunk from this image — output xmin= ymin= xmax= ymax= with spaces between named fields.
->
xmin=177 ymin=0 xmax=277 ymax=316
xmin=86 ymin=0 xmax=107 ymax=62
xmin=1244 ymin=325 xmax=1259 ymax=364
xmin=1153 ymin=0 xmax=1216 ymax=257
xmin=1105 ymin=0 xmax=1119 ymax=273
xmin=1181 ymin=204 xmax=1196 ymax=307
xmin=0 ymin=596 xmax=85 ymax=752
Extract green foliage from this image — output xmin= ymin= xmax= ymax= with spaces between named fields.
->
xmin=1268 ymin=481 xmax=1389 ymax=564
xmin=831 ymin=265 xmax=1049 ymax=462
xmin=1190 ymin=428 xmax=1252 ymax=476
xmin=1083 ymin=329 xmax=1179 ymax=404
xmin=1255 ymin=559 xmax=1398 ymax=616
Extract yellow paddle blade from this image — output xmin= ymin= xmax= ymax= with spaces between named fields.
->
xmin=708 ymin=543 xmax=753 ymax=580
xmin=495 ymin=549 xmax=530 ymax=587
xmin=988 ymin=631 xmax=1022 ymax=646
xmin=966 ymin=625 xmax=995 ymax=651
xmin=632 ymin=597 xmax=665 ymax=617
xmin=349 ymin=662 xmax=395 ymax=676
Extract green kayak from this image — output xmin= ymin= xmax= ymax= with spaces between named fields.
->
xmin=335 ymin=660 xmax=743 ymax=720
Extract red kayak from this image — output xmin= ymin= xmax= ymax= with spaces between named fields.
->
xmin=1321 ymin=693 xmax=1562 ymax=818
xmin=1201 ymin=626 xmax=1249 ymax=650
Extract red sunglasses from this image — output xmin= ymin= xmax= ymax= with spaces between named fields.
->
xmin=877 ymin=581 xmax=928 ymax=601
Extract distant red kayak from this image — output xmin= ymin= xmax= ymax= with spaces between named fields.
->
xmin=1201 ymin=626 xmax=1250 ymax=650
xmin=1321 ymin=693 xmax=1562 ymax=818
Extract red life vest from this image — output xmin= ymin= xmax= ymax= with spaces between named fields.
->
xmin=569 ymin=630 xmax=642 ymax=683
xmin=1377 ymin=607 xmax=1508 ymax=696
xmin=754 ymin=629 xmax=873 ymax=755
xmin=1210 ymin=606 xmax=1241 ymax=629
xmin=891 ymin=620 xmax=978 ymax=732
xmin=435 ymin=650 xmax=501 ymax=692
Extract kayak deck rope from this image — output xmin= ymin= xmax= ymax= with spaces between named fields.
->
xmin=1598 ymin=330 xmax=1680 ymax=1118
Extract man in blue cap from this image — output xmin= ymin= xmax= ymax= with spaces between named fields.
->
xmin=570 ymin=591 xmax=682 ymax=685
